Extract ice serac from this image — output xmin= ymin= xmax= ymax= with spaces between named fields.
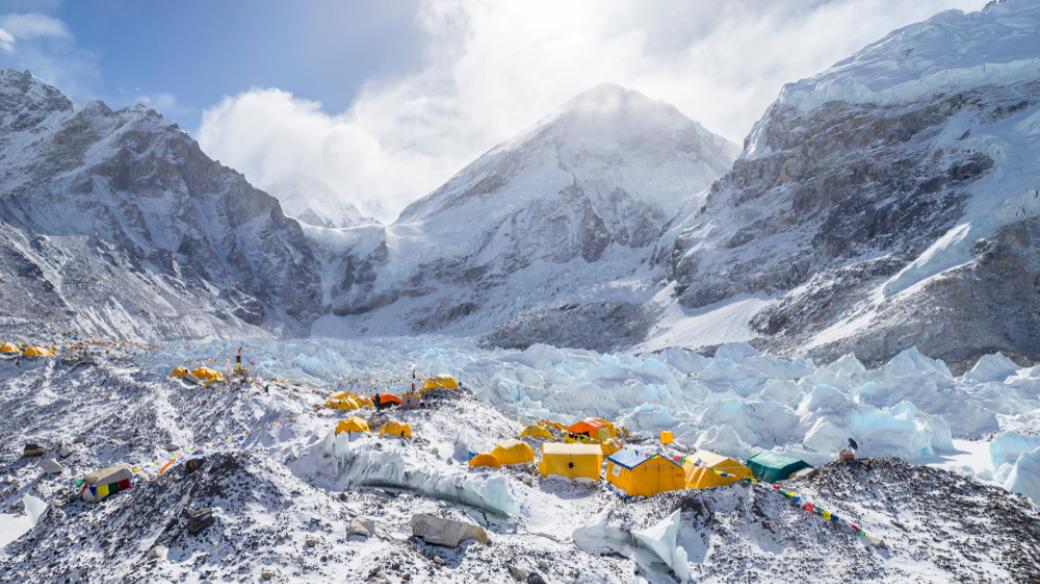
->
xmin=326 ymin=83 xmax=738 ymax=347
xmin=663 ymin=0 xmax=1040 ymax=369
xmin=0 ymin=70 xmax=322 ymax=341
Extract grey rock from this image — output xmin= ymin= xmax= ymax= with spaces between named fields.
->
xmin=410 ymin=514 xmax=489 ymax=548
xmin=508 ymin=564 xmax=527 ymax=581
xmin=22 ymin=443 xmax=45 ymax=457
xmin=39 ymin=459 xmax=64 ymax=474
xmin=186 ymin=508 xmax=214 ymax=535
xmin=148 ymin=544 xmax=168 ymax=560
xmin=57 ymin=444 xmax=73 ymax=458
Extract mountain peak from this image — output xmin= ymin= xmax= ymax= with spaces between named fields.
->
xmin=0 ymin=69 xmax=73 ymax=129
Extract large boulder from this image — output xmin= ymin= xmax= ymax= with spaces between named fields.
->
xmin=410 ymin=514 xmax=489 ymax=547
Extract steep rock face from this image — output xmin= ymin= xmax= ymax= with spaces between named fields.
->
xmin=326 ymin=84 xmax=737 ymax=341
xmin=0 ymin=70 xmax=322 ymax=340
xmin=663 ymin=0 xmax=1040 ymax=368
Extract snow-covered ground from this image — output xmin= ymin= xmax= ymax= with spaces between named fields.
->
xmin=1 ymin=338 xmax=1039 ymax=582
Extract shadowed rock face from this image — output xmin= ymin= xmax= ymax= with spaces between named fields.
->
xmin=0 ymin=70 xmax=322 ymax=340
xmin=662 ymin=78 xmax=1040 ymax=369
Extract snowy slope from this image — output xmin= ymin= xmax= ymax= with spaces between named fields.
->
xmin=264 ymin=173 xmax=378 ymax=229
xmin=0 ymin=70 xmax=323 ymax=342
xmin=323 ymin=84 xmax=738 ymax=345
xmin=662 ymin=0 xmax=1040 ymax=368
xmin=2 ymin=340 xmax=1039 ymax=582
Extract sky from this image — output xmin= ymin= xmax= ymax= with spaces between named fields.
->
xmin=0 ymin=0 xmax=989 ymax=222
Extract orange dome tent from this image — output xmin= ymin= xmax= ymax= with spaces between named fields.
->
xmin=468 ymin=452 xmax=502 ymax=468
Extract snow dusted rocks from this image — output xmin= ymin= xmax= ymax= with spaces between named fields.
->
xmin=410 ymin=514 xmax=489 ymax=548
xmin=0 ymin=69 xmax=322 ymax=341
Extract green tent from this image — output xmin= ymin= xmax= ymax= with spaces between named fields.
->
xmin=746 ymin=451 xmax=813 ymax=483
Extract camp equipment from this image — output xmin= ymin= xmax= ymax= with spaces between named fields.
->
xmin=420 ymin=375 xmax=459 ymax=392
xmin=660 ymin=431 xmax=674 ymax=445
xmin=606 ymin=448 xmax=688 ymax=497
xmin=379 ymin=420 xmax=413 ymax=439
xmin=600 ymin=438 xmax=623 ymax=457
xmin=468 ymin=452 xmax=502 ymax=468
xmin=746 ymin=451 xmax=813 ymax=483
xmin=22 ymin=346 xmax=54 ymax=358
xmin=539 ymin=442 xmax=603 ymax=480
xmin=491 ymin=440 xmax=534 ymax=465
xmin=373 ymin=393 xmax=403 ymax=410
xmin=191 ymin=367 xmax=225 ymax=385
xmin=684 ymin=450 xmax=752 ymax=489
xmin=401 ymin=392 xmax=422 ymax=409
xmin=335 ymin=417 xmax=370 ymax=434
xmin=519 ymin=424 xmax=553 ymax=440
xmin=81 ymin=465 xmax=133 ymax=502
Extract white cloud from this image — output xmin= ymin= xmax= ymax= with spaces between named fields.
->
xmin=198 ymin=0 xmax=989 ymax=222
xmin=0 ymin=12 xmax=68 ymax=51
xmin=0 ymin=12 xmax=97 ymax=97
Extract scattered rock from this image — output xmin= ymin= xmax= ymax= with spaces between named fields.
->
xmin=148 ymin=544 xmax=168 ymax=560
xmin=22 ymin=443 xmax=45 ymax=458
xmin=260 ymin=569 xmax=275 ymax=580
xmin=508 ymin=564 xmax=527 ymax=581
xmin=186 ymin=508 xmax=215 ymax=535
xmin=185 ymin=458 xmax=205 ymax=474
xmin=304 ymin=538 xmax=317 ymax=548
xmin=432 ymin=555 xmax=446 ymax=566
xmin=40 ymin=459 xmax=64 ymax=475
xmin=347 ymin=519 xmax=370 ymax=538
xmin=72 ymin=435 xmax=86 ymax=444
xmin=536 ymin=559 xmax=549 ymax=570
xmin=527 ymin=573 xmax=547 ymax=584
xmin=57 ymin=444 xmax=73 ymax=458
xmin=410 ymin=514 xmax=489 ymax=548
xmin=165 ymin=443 xmax=179 ymax=452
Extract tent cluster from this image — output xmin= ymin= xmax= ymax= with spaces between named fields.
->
xmin=1 ymin=341 xmax=57 ymax=358
xmin=169 ymin=365 xmax=226 ymax=386
xmin=466 ymin=416 xmax=816 ymax=500
xmin=324 ymin=375 xmax=460 ymax=414
xmin=334 ymin=416 xmax=413 ymax=439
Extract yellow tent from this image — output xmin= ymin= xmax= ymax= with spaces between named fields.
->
xmin=606 ymin=448 xmax=688 ymax=497
xmin=0 ymin=342 xmax=19 ymax=354
xmin=469 ymin=452 xmax=501 ymax=468
xmin=169 ymin=366 xmax=189 ymax=378
xmin=335 ymin=417 xmax=370 ymax=434
xmin=491 ymin=440 xmax=534 ymax=465
xmin=191 ymin=367 xmax=225 ymax=384
xmin=357 ymin=396 xmax=375 ymax=408
xmin=22 ymin=346 xmax=54 ymax=358
xmin=684 ymin=450 xmax=752 ymax=489
xmin=539 ymin=442 xmax=603 ymax=480
xmin=326 ymin=392 xmax=361 ymax=410
xmin=601 ymin=438 xmax=623 ymax=458
xmin=379 ymin=420 xmax=413 ymax=439
xmin=660 ymin=431 xmax=674 ymax=445
xmin=519 ymin=424 xmax=553 ymax=440
xmin=421 ymin=375 xmax=459 ymax=392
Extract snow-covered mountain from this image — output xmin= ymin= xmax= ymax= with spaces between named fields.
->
xmin=0 ymin=70 xmax=322 ymax=341
xmin=660 ymin=0 xmax=1040 ymax=368
xmin=263 ymin=173 xmax=378 ymax=229
xmin=320 ymin=83 xmax=738 ymax=344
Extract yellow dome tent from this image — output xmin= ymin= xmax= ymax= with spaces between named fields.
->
xmin=684 ymin=450 xmax=752 ymax=489
xmin=519 ymin=424 xmax=553 ymax=440
xmin=191 ymin=367 xmax=225 ymax=385
xmin=600 ymin=438 xmax=623 ymax=458
xmin=0 ymin=342 xmax=19 ymax=354
xmin=491 ymin=440 xmax=534 ymax=465
xmin=539 ymin=442 xmax=603 ymax=481
xmin=421 ymin=375 xmax=459 ymax=392
xmin=326 ymin=392 xmax=361 ymax=410
xmin=379 ymin=420 xmax=413 ymax=439
xmin=357 ymin=396 xmax=375 ymax=408
xmin=335 ymin=417 xmax=370 ymax=434
xmin=606 ymin=448 xmax=688 ymax=497
xmin=468 ymin=452 xmax=501 ymax=468
xmin=169 ymin=366 xmax=190 ymax=378
xmin=22 ymin=346 xmax=54 ymax=358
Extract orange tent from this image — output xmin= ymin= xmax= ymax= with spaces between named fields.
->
xmin=373 ymin=393 xmax=403 ymax=409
